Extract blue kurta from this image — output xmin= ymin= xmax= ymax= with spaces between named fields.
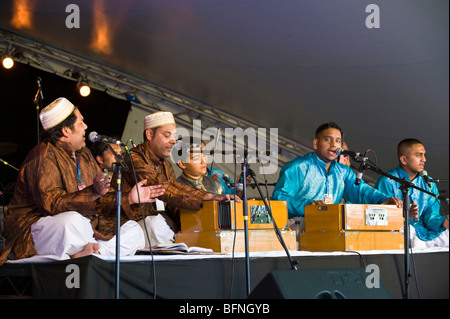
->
xmin=273 ymin=152 xmax=390 ymax=218
xmin=207 ymin=167 xmax=234 ymax=195
xmin=375 ymin=166 xmax=445 ymax=241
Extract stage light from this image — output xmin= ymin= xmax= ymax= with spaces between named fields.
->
xmin=78 ymin=80 xmax=91 ymax=97
xmin=2 ymin=57 xmax=14 ymax=69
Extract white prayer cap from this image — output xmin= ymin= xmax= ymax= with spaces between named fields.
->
xmin=144 ymin=111 xmax=175 ymax=130
xmin=39 ymin=97 xmax=75 ymax=130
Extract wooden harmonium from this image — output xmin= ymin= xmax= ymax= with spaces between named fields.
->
xmin=175 ymin=200 xmax=297 ymax=253
xmin=300 ymin=204 xmax=404 ymax=252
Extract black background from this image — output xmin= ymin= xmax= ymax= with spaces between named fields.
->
xmin=0 ymin=62 xmax=131 ymax=204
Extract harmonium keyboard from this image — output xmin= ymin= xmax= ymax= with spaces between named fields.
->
xmin=299 ymin=204 xmax=404 ymax=251
xmin=175 ymin=200 xmax=297 ymax=253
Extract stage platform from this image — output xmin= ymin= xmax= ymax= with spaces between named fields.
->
xmin=0 ymin=248 xmax=448 ymax=299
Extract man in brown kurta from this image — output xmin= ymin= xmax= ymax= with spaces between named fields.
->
xmin=0 ymin=98 xmax=164 ymax=266
xmin=119 ymin=111 xmax=239 ymax=239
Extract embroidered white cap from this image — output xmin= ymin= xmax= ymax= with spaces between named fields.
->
xmin=39 ymin=97 xmax=75 ymax=130
xmin=144 ymin=111 xmax=175 ymax=130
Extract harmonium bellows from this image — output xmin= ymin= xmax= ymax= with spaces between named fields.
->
xmin=300 ymin=204 xmax=404 ymax=252
xmin=175 ymin=200 xmax=297 ymax=253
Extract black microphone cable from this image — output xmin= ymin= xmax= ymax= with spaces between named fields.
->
xmin=124 ymin=141 xmax=157 ymax=299
xmin=256 ymin=160 xmax=298 ymax=270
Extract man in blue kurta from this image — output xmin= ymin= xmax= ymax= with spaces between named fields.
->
xmin=273 ymin=122 xmax=402 ymax=229
xmin=375 ymin=138 xmax=448 ymax=248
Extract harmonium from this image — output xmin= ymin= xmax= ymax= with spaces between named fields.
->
xmin=299 ymin=204 xmax=404 ymax=251
xmin=175 ymin=200 xmax=297 ymax=253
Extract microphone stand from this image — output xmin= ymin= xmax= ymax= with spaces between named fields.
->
xmin=204 ymin=149 xmax=280 ymax=295
xmin=105 ymin=143 xmax=129 ymax=300
xmin=357 ymin=160 xmax=449 ymax=299
xmin=242 ymin=159 xmax=251 ymax=296
xmin=0 ymin=158 xmax=19 ymax=172
xmin=33 ymin=77 xmax=44 ymax=144
xmin=204 ymin=149 xmax=262 ymax=295
xmin=246 ymin=167 xmax=299 ymax=271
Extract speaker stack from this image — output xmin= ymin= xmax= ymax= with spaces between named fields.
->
xmin=248 ymin=269 xmax=391 ymax=299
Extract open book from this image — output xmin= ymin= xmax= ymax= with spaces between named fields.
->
xmin=138 ymin=242 xmax=214 ymax=254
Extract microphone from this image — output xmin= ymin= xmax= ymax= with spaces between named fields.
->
xmin=354 ymin=156 xmax=367 ymax=186
xmin=222 ymin=174 xmax=234 ymax=188
xmin=88 ymin=131 xmax=125 ymax=146
xmin=335 ymin=147 xmax=363 ymax=159
xmin=128 ymin=139 xmax=137 ymax=148
xmin=419 ymin=170 xmax=432 ymax=188
xmin=37 ymin=77 xmax=44 ymax=100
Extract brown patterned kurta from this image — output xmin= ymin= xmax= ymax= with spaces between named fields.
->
xmin=177 ymin=174 xmax=223 ymax=194
xmin=0 ymin=141 xmax=133 ymax=266
xmin=118 ymin=140 xmax=207 ymax=232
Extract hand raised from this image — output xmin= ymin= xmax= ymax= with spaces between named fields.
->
xmin=93 ymin=172 xmax=110 ymax=197
xmin=129 ymin=179 xmax=165 ymax=205
xmin=409 ymin=200 xmax=419 ymax=221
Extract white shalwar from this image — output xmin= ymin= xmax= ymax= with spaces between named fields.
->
xmin=410 ymin=226 xmax=449 ymax=249
xmin=30 ymin=211 xmax=145 ymax=260
xmin=138 ymin=214 xmax=175 ymax=248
